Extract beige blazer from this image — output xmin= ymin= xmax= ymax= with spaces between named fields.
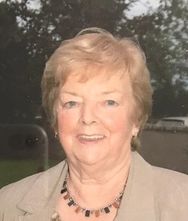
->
xmin=0 ymin=152 xmax=188 ymax=221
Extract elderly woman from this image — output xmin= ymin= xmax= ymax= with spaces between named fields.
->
xmin=0 ymin=27 xmax=188 ymax=221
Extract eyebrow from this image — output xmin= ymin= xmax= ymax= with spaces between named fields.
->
xmin=61 ymin=89 xmax=122 ymax=96
xmin=101 ymin=90 xmax=122 ymax=95
xmin=62 ymin=90 xmax=122 ymax=96
xmin=61 ymin=90 xmax=80 ymax=96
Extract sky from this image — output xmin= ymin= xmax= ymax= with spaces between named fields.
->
xmin=126 ymin=0 xmax=160 ymax=18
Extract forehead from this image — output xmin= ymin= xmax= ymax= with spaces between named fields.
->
xmin=59 ymin=60 xmax=128 ymax=84
xmin=61 ymin=67 xmax=133 ymax=96
xmin=61 ymin=62 xmax=130 ymax=84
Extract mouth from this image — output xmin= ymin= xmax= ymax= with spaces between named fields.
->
xmin=77 ymin=134 xmax=105 ymax=143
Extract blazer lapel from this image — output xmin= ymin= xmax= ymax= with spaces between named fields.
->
xmin=17 ymin=207 xmax=54 ymax=221
xmin=16 ymin=161 xmax=68 ymax=221
xmin=115 ymin=152 xmax=157 ymax=221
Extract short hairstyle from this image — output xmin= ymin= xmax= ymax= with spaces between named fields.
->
xmin=41 ymin=27 xmax=153 ymax=149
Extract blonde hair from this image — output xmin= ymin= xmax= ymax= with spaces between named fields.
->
xmin=41 ymin=27 xmax=153 ymax=149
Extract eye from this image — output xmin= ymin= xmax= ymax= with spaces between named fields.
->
xmin=105 ymin=100 xmax=118 ymax=106
xmin=62 ymin=101 xmax=78 ymax=109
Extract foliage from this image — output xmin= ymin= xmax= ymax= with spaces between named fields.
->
xmin=0 ymin=0 xmax=188 ymax=122
xmin=118 ymin=0 xmax=188 ymax=117
xmin=0 ymin=1 xmax=31 ymax=123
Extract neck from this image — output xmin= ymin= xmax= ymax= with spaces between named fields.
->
xmin=66 ymin=152 xmax=131 ymax=209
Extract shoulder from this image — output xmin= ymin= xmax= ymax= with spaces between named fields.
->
xmin=153 ymin=165 xmax=188 ymax=183
xmin=152 ymin=166 xmax=188 ymax=218
xmin=133 ymin=152 xmax=188 ymax=219
xmin=133 ymin=152 xmax=188 ymax=196
xmin=152 ymin=166 xmax=188 ymax=195
xmin=0 ymin=160 xmax=66 ymax=209
xmin=0 ymin=172 xmax=41 ymax=204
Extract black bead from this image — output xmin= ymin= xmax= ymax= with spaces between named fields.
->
xmin=68 ymin=200 xmax=74 ymax=206
xmin=85 ymin=210 xmax=90 ymax=217
xmin=104 ymin=207 xmax=110 ymax=213
xmin=60 ymin=188 xmax=67 ymax=194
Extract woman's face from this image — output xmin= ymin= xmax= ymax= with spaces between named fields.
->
xmin=56 ymin=71 xmax=139 ymax=166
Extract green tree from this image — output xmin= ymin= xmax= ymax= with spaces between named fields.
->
xmin=0 ymin=1 xmax=31 ymax=123
xmin=118 ymin=0 xmax=188 ymax=117
xmin=1 ymin=0 xmax=135 ymax=122
xmin=1 ymin=0 xmax=188 ymax=122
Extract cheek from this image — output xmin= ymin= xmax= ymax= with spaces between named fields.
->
xmin=57 ymin=111 xmax=78 ymax=134
xmin=102 ymin=108 xmax=135 ymax=134
xmin=104 ymin=117 xmax=125 ymax=132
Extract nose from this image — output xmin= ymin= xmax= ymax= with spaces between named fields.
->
xmin=80 ymin=103 xmax=97 ymax=125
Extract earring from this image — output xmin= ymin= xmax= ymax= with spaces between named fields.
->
xmin=131 ymin=135 xmax=140 ymax=151
xmin=55 ymin=132 xmax=58 ymax=138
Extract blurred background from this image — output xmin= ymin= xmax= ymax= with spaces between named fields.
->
xmin=0 ymin=0 xmax=188 ymax=187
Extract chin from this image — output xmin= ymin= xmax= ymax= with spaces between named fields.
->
xmin=75 ymin=153 xmax=105 ymax=166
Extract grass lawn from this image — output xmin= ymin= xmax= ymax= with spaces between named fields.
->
xmin=0 ymin=158 xmax=59 ymax=188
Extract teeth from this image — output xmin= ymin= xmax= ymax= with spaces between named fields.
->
xmin=78 ymin=135 xmax=104 ymax=141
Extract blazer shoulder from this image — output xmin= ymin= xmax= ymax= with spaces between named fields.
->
xmin=152 ymin=166 xmax=188 ymax=218
xmin=0 ymin=160 xmax=66 ymax=208
xmin=152 ymin=166 xmax=188 ymax=189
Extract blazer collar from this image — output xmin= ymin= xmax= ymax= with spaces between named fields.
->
xmin=116 ymin=152 xmax=157 ymax=221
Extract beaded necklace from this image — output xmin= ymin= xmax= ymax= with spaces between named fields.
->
xmin=60 ymin=175 xmax=125 ymax=218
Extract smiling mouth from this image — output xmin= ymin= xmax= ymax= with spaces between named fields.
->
xmin=77 ymin=134 xmax=105 ymax=142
